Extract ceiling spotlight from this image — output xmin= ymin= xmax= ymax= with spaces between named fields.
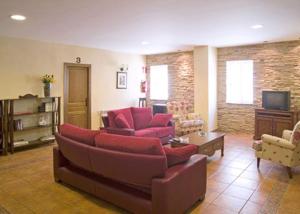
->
xmin=251 ymin=24 xmax=263 ymax=29
xmin=10 ymin=14 xmax=26 ymax=21
xmin=141 ymin=41 xmax=149 ymax=45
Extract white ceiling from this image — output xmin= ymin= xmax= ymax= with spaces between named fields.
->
xmin=0 ymin=0 xmax=300 ymax=54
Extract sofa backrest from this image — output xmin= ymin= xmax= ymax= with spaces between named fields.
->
xmin=56 ymin=131 xmax=168 ymax=188
xmin=93 ymin=133 xmax=167 ymax=187
xmin=107 ymin=108 xmax=135 ymax=129
xmin=59 ymin=123 xmax=100 ymax=146
xmin=55 ymin=133 xmax=93 ymax=171
xmin=131 ymin=107 xmax=153 ymax=130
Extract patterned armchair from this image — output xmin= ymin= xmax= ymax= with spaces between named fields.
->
xmin=167 ymin=101 xmax=204 ymax=136
xmin=255 ymin=121 xmax=300 ymax=178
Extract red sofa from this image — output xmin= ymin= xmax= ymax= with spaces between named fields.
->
xmin=102 ymin=107 xmax=175 ymax=144
xmin=54 ymin=124 xmax=207 ymax=214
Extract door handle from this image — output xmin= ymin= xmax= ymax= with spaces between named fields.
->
xmin=85 ymin=98 xmax=88 ymax=106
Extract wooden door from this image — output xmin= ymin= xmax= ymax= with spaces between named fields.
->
xmin=64 ymin=63 xmax=91 ymax=128
xmin=273 ymin=118 xmax=293 ymax=138
xmin=255 ymin=116 xmax=273 ymax=140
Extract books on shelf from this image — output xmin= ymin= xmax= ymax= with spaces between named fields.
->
xmin=14 ymin=140 xmax=29 ymax=147
xmin=40 ymin=135 xmax=55 ymax=142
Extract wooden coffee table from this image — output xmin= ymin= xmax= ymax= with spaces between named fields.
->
xmin=171 ymin=132 xmax=225 ymax=157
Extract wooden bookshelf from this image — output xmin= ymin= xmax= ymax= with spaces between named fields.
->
xmin=0 ymin=95 xmax=61 ymax=154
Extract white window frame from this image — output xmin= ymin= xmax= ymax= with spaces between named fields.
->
xmin=150 ymin=65 xmax=168 ymax=100
xmin=226 ymin=60 xmax=253 ymax=104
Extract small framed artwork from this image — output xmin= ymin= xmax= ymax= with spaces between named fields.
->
xmin=116 ymin=72 xmax=127 ymax=89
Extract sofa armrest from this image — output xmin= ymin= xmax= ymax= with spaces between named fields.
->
xmin=152 ymin=154 xmax=207 ymax=214
xmin=261 ymin=134 xmax=295 ymax=150
xmin=53 ymin=146 xmax=69 ymax=182
xmin=106 ymin=127 xmax=135 ymax=136
xmin=282 ymin=130 xmax=293 ymax=141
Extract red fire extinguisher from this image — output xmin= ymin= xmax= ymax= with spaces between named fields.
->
xmin=140 ymin=80 xmax=147 ymax=93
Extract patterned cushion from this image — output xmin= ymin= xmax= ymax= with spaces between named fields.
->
xmin=291 ymin=121 xmax=300 ymax=145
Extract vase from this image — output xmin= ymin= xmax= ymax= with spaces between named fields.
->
xmin=44 ymin=83 xmax=51 ymax=97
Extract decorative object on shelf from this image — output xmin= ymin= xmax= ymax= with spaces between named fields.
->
xmin=42 ymin=74 xmax=54 ymax=97
xmin=76 ymin=57 xmax=81 ymax=63
xmin=116 ymin=72 xmax=127 ymax=89
xmin=38 ymin=116 xmax=48 ymax=126
xmin=13 ymin=119 xmax=23 ymax=131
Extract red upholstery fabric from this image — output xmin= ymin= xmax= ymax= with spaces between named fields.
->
xmin=59 ymin=123 xmax=99 ymax=146
xmin=55 ymin=133 xmax=93 ymax=171
xmin=53 ymin=132 xmax=207 ymax=214
xmin=149 ymin=114 xmax=172 ymax=127
xmin=108 ymin=108 xmax=135 ymax=129
xmin=163 ymin=145 xmax=198 ymax=167
xmin=134 ymin=129 xmax=157 ymax=138
xmin=115 ymin=113 xmax=130 ymax=128
xmin=95 ymin=133 xmax=164 ymax=155
xmin=106 ymin=127 xmax=135 ymax=136
xmin=148 ymin=127 xmax=174 ymax=138
xmin=131 ymin=107 xmax=153 ymax=130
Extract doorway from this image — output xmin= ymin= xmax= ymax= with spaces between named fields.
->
xmin=64 ymin=63 xmax=91 ymax=128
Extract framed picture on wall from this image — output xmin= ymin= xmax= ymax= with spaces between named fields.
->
xmin=116 ymin=72 xmax=127 ymax=89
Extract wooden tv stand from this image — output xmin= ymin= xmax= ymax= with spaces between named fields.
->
xmin=254 ymin=108 xmax=300 ymax=140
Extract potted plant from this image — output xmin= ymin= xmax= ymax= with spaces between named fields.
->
xmin=42 ymin=74 xmax=54 ymax=97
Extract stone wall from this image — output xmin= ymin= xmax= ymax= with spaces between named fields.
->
xmin=217 ymin=40 xmax=300 ymax=133
xmin=145 ymin=51 xmax=194 ymax=110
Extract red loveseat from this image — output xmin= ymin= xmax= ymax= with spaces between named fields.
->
xmin=102 ymin=107 xmax=175 ymax=144
xmin=54 ymin=124 xmax=207 ymax=214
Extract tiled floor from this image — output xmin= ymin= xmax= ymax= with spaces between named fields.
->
xmin=0 ymin=133 xmax=300 ymax=214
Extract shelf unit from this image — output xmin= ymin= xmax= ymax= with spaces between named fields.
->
xmin=0 ymin=96 xmax=61 ymax=154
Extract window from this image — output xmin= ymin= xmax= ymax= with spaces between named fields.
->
xmin=150 ymin=65 xmax=168 ymax=100
xmin=226 ymin=60 xmax=253 ymax=104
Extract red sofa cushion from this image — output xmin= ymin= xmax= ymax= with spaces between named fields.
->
xmin=95 ymin=133 xmax=165 ymax=155
xmin=163 ymin=145 xmax=198 ymax=167
xmin=108 ymin=108 xmax=135 ymax=129
xmin=59 ymin=123 xmax=99 ymax=146
xmin=148 ymin=127 xmax=174 ymax=138
xmin=149 ymin=114 xmax=172 ymax=127
xmin=131 ymin=107 xmax=153 ymax=130
xmin=134 ymin=129 xmax=157 ymax=138
xmin=115 ymin=113 xmax=131 ymax=128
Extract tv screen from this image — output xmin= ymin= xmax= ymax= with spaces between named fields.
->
xmin=262 ymin=91 xmax=290 ymax=111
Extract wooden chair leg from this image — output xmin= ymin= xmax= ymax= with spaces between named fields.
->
xmin=286 ymin=167 xmax=293 ymax=179
xmin=257 ymin=158 xmax=260 ymax=168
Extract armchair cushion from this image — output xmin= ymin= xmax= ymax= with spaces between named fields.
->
xmin=108 ymin=108 xmax=135 ymax=129
xmin=115 ymin=113 xmax=131 ymax=129
xmin=282 ymin=130 xmax=293 ymax=141
xmin=106 ymin=127 xmax=135 ymax=136
xmin=261 ymin=134 xmax=296 ymax=150
xmin=59 ymin=123 xmax=99 ymax=146
xmin=163 ymin=145 xmax=198 ymax=167
xmin=291 ymin=121 xmax=300 ymax=145
xmin=131 ymin=107 xmax=153 ymax=130
xmin=135 ymin=129 xmax=157 ymax=138
xmin=149 ymin=114 xmax=172 ymax=127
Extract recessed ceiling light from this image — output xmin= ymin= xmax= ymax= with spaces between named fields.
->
xmin=10 ymin=14 xmax=26 ymax=21
xmin=141 ymin=41 xmax=149 ymax=45
xmin=251 ymin=24 xmax=263 ymax=29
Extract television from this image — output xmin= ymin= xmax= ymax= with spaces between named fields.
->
xmin=262 ymin=91 xmax=290 ymax=111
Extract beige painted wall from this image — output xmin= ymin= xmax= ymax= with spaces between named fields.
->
xmin=0 ymin=36 xmax=145 ymax=129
